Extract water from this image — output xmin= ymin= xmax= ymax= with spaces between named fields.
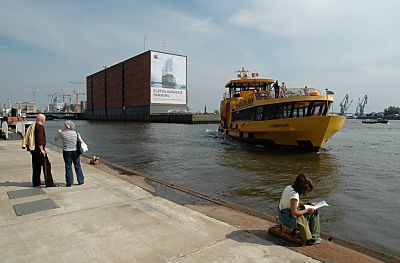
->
xmin=45 ymin=119 xmax=400 ymax=257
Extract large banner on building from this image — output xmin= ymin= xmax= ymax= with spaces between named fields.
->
xmin=150 ymin=51 xmax=187 ymax=105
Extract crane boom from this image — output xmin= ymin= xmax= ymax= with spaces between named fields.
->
xmin=355 ymin=95 xmax=368 ymax=117
xmin=339 ymin=94 xmax=353 ymax=115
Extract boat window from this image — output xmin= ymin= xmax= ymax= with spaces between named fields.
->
xmin=306 ymin=102 xmax=314 ymax=116
xmin=309 ymin=101 xmax=327 ymax=116
xmin=235 ymin=107 xmax=256 ymax=121
xmin=249 ymin=107 xmax=255 ymax=120
xmin=232 ymin=111 xmax=239 ymax=121
xmin=294 ymin=102 xmax=310 ymax=117
xmin=262 ymin=104 xmax=277 ymax=120
xmin=283 ymin=103 xmax=294 ymax=118
xmin=255 ymin=106 xmax=263 ymax=121
xmin=232 ymin=100 xmax=332 ymax=122
xmin=238 ymin=110 xmax=245 ymax=120
xmin=275 ymin=104 xmax=284 ymax=119
xmin=324 ymin=101 xmax=332 ymax=115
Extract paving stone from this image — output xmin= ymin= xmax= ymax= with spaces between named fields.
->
xmin=13 ymin=198 xmax=59 ymax=216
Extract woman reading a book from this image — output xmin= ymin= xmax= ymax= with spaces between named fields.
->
xmin=278 ymin=173 xmax=321 ymax=245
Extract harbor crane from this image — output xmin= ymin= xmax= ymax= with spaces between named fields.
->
xmin=339 ymin=94 xmax=353 ymax=116
xmin=355 ymin=95 xmax=368 ymax=117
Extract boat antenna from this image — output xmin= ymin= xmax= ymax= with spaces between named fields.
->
xmin=235 ymin=67 xmax=249 ymax=79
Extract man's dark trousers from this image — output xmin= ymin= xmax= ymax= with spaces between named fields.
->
xmin=30 ymin=150 xmax=55 ymax=187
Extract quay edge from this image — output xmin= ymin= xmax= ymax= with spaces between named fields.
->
xmin=83 ymin=112 xmax=220 ymax=124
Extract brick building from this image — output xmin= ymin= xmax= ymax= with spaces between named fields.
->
xmin=86 ymin=50 xmax=187 ymax=121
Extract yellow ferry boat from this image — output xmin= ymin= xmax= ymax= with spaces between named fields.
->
xmin=219 ymin=68 xmax=346 ymax=152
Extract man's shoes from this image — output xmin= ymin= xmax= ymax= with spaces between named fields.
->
xmin=46 ymin=183 xmax=59 ymax=187
xmin=311 ymin=236 xmax=322 ymax=244
xmin=306 ymin=238 xmax=321 ymax=246
xmin=306 ymin=239 xmax=316 ymax=245
xmin=66 ymin=184 xmax=72 ymax=187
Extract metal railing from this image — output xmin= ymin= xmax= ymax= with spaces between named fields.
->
xmin=224 ymin=88 xmax=321 ymax=100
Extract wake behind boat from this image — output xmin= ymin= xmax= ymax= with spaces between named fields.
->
xmin=218 ymin=68 xmax=346 ymax=152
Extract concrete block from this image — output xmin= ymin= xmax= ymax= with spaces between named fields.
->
xmin=13 ymin=198 xmax=59 ymax=216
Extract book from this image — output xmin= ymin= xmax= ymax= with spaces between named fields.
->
xmin=304 ymin=200 xmax=329 ymax=210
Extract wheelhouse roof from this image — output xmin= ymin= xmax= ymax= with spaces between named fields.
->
xmin=225 ymin=78 xmax=276 ymax=88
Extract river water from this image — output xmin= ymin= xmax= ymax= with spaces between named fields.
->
xmin=45 ymin=119 xmax=400 ymax=257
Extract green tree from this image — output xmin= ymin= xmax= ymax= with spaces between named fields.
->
xmin=383 ymin=106 xmax=400 ymax=115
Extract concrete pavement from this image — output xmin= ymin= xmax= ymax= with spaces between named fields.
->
xmin=0 ymin=140 xmax=320 ymax=263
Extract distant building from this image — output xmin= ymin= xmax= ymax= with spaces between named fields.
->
xmin=80 ymin=101 xmax=87 ymax=113
xmin=17 ymin=102 xmax=37 ymax=113
xmin=47 ymin=98 xmax=66 ymax=112
xmin=86 ymin=50 xmax=187 ymax=121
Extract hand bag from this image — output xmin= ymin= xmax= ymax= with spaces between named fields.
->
xmin=76 ymin=132 xmax=88 ymax=154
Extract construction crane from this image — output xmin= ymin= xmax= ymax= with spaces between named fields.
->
xmin=7 ymin=95 xmax=12 ymax=109
xmin=47 ymin=92 xmax=58 ymax=103
xmin=68 ymin=81 xmax=86 ymax=113
xmin=84 ymin=60 xmax=107 ymax=69
xmin=47 ymin=93 xmax=71 ymax=103
xmin=24 ymin=87 xmax=39 ymax=105
xmin=339 ymin=94 xmax=353 ymax=116
xmin=69 ymin=81 xmax=86 ymax=85
xmin=355 ymin=95 xmax=368 ymax=117
xmin=73 ymin=90 xmax=85 ymax=113
xmin=32 ymin=88 xmax=39 ymax=106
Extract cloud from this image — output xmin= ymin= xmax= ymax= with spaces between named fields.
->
xmin=229 ymin=0 xmax=334 ymax=37
xmin=0 ymin=2 xmax=220 ymax=60
xmin=227 ymin=2 xmax=400 ymax=75
xmin=227 ymin=0 xmax=400 ymax=58
xmin=166 ymin=11 xmax=215 ymax=33
xmin=0 ymin=3 xmax=115 ymax=59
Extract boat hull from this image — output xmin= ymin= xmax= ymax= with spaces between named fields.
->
xmin=362 ymin=119 xmax=388 ymax=124
xmin=219 ymin=116 xmax=346 ymax=152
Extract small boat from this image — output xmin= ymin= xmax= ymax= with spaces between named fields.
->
xmin=1 ymin=115 xmax=34 ymax=140
xmin=362 ymin=118 xmax=388 ymax=124
xmin=218 ymin=68 xmax=346 ymax=152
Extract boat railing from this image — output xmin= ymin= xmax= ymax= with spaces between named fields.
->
xmin=281 ymin=87 xmax=320 ymax=97
xmin=225 ymin=87 xmax=321 ymax=101
xmin=254 ymin=88 xmax=321 ymax=100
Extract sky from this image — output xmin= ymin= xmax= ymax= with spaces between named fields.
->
xmin=1 ymin=0 xmax=399 ymax=113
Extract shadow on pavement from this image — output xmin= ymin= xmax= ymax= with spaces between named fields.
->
xmin=0 ymin=181 xmax=33 ymax=187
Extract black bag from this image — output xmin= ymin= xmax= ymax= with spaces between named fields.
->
xmin=76 ymin=132 xmax=83 ymax=154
